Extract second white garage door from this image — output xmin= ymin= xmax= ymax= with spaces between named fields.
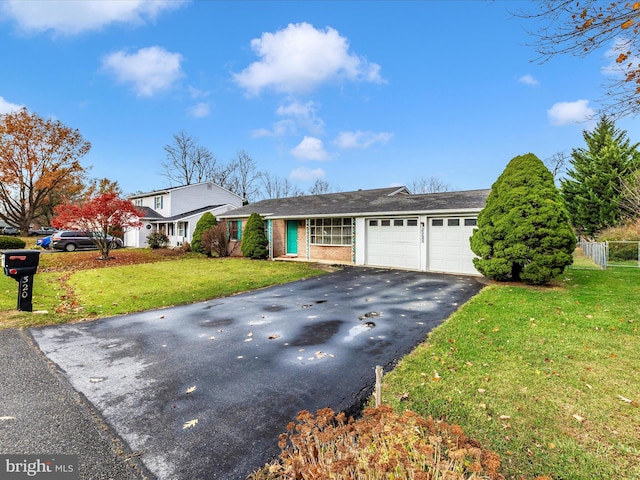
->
xmin=428 ymin=217 xmax=478 ymax=275
xmin=365 ymin=218 xmax=420 ymax=270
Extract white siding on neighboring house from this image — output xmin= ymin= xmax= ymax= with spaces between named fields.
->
xmin=125 ymin=182 xmax=244 ymax=248
xmin=170 ymin=182 xmax=243 ymax=216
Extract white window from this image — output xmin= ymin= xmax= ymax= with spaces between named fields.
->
xmin=309 ymin=218 xmax=352 ymax=245
xmin=177 ymin=222 xmax=187 ymax=237
xmin=154 ymin=196 xmax=163 ymax=209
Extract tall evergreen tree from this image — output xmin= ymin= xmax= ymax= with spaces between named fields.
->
xmin=470 ymin=153 xmax=576 ymax=285
xmin=561 ymin=116 xmax=640 ymax=238
xmin=192 ymin=212 xmax=217 ymax=254
xmin=241 ymin=212 xmax=269 ymax=259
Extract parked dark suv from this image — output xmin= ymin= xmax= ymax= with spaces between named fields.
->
xmin=50 ymin=230 xmax=124 ymax=252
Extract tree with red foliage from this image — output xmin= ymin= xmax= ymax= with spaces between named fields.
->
xmin=52 ymin=192 xmax=143 ymax=259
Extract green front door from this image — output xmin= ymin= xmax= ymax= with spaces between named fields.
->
xmin=286 ymin=220 xmax=298 ymax=255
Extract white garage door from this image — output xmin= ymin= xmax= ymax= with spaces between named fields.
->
xmin=366 ymin=218 xmax=420 ymax=270
xmin=428 ymin=217 xmax=478 ymax=275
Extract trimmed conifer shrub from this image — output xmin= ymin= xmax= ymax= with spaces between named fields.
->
xmin=470 ymin=153 xmax=576 ymax=285
xmin=0 ymin=236 xmax=26 ymax=249
xmin=192 ymin=212 xmax=217 ymax=254
xmin=241 ymin=212 xmax=268 ymax=259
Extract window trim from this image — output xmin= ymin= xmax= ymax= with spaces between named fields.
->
xmin=309 ymin=217 xmax=352 ymax=246
xmin=228 ymin=220 xmax=242 ymax=241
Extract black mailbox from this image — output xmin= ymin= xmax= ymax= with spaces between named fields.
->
xmin=1 ymin=249 xmax=40 ymax=311
xmin=2 ymin=249 xmax=40 ymax=278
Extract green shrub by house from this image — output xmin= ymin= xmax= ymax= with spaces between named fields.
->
xmin=146 ymin=231 xmax=169 ymax=249
xmin=0 ymin=236 xmax=26 ymax=249
xmin=241 ymin=212 xmax=268 ymax=259
xmin=470 ymin=153 xmax=576 ymax=285
xmin=191 ymin=212 xmax=217 ymax=254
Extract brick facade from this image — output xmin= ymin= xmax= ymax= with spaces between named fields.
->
xmin=228 ymin=218 xmax=352 ymax=264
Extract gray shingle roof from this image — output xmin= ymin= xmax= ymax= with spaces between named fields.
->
xmin=137 ymin=206 xmax=162 ymax=220
xmin=220 ymin=187 xmax=490 ymax=219
xmin=138 ymin=205 xmax=226 ymax=221
xmin=161 ymin=205 xmax=225 ymax=222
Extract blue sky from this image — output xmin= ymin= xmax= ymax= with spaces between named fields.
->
xmin=1 ymin=0 xmax=638 ymax=197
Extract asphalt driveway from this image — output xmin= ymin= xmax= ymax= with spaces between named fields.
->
xmin=29 ymin=267 xmax=483 ymax=480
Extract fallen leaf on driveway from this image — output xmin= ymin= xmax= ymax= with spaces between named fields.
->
xmin=186 ymin=386 xmax=196 ymax=394
xmin=183 ymin=419 xmax=198 ymax=429
xmin=0 ymin=416 xmax=16 ymax=421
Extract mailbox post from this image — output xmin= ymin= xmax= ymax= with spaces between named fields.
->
xmin=1 ymin=250 xmax=40 ymax=312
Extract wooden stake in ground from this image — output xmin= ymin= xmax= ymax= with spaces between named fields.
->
xmin=375 ymin=365 xmax=383 ymax=407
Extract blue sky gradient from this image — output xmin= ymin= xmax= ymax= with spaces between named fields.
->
xmin=1 ymin=0 xmax=637 ymax=197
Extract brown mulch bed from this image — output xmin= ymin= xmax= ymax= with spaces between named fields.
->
xmin=39 ymin=248 xmax=187 ymax=273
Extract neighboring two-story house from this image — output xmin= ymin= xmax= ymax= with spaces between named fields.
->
xmin=124 ymin=182 xmax=244 ymax=248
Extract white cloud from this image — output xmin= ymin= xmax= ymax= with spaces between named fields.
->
xmin=290 ymin=136 xmax=330 ymax=161
xmin=252 ymin=101 xmax=324 ymax=138
xmin=518 ymin=74 xmax=539 ymax=86
xmin=187 ymin=103 xmax=210 ymax=118
xmin=0 ymin=96 xmax=24 ymax=114
xmin=333 ymin=130 xmax=393 ymax=149
xmin=547 ymin=99 xmax=595 ymax=126
xmin=102 ymin=46 xmax=184 ymax=97
xmin=251 ymin=119 xmax=296 ymax=138
xmin=0 ymin=0 xmax=186 ymax=36
xmin=290 ymin=166 xmax=325 ymax=182
xmin=233 ymin=22 xmax=384 ymax=95
xmin=277 ymin=100 xmax=324 ymax=134
xmin=188 ymin=85 xmax=210 ymax=99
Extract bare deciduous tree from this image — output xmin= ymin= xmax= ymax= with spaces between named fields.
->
xmin=161 ymin=130 xmax=218 ymax=186
xmin=545 ymin=151 xmax=569 ymax=182
xmin=309 ymin=179 xmax=333 ymax=195
xmin=259 ymin=173 xmax=304 ymax=199
xmin=620 ymin=169 xmax=640 ymax=218
xmin=409 ymin=176 xmax=451 ymax=194
xmin=229 ymin=150 xmax=261 ymax=203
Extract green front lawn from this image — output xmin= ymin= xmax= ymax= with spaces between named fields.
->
xmin=0 ymin=250 xmax=327 ymax=329
xmin=381 ymin=267 xmax=640 ymax=479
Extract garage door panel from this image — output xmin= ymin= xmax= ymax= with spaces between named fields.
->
xmin=428 ymin=218 xmax=478 ymax=275
xmin=366 ymin=218 xmax=420 ymax=270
